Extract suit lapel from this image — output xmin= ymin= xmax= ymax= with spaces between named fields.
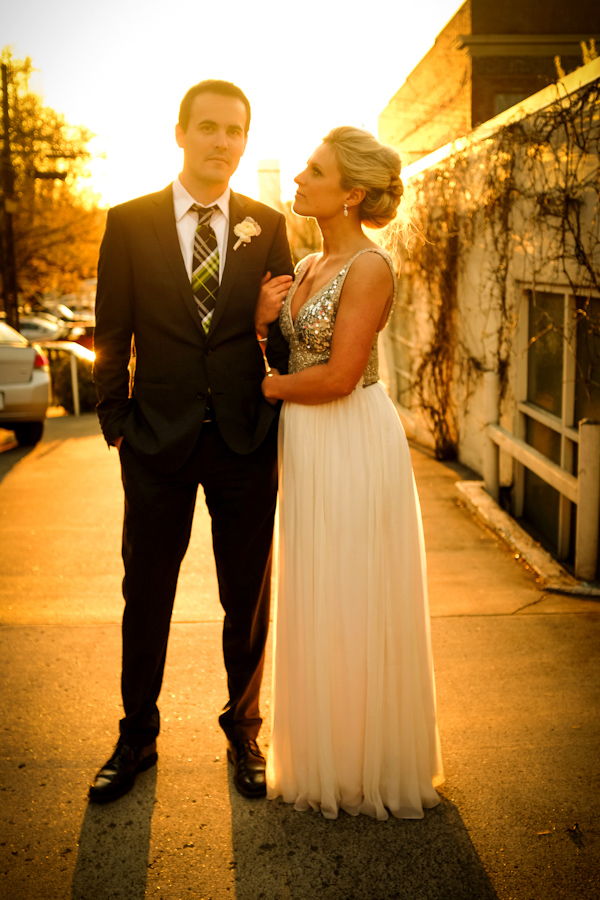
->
xmin=150 ymin=185 xmax=207 ymax=340
xmin=206 ymin=191 xmax=248 ymax=339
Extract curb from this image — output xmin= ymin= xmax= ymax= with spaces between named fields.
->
xmin=456 ymin=480 xmax=600 ymax=599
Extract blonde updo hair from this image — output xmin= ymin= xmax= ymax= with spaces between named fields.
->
xmin=323 ymin=126 xmax=404 ymax=228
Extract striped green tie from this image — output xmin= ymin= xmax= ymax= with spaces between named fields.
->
xmin=191 ymin=204 xmax=219 ymax=333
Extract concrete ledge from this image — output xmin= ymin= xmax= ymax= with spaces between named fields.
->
xmin=456 ymin=480 xmax=600 ymax=598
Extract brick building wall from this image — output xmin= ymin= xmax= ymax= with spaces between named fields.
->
xmin=379 ymin=0 xmax=600 ymax=164
xmin=379 ymin=3 xmax=472 ymax=166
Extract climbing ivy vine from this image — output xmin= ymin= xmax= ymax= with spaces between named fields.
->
xmin=385 ymin=78 xmax=600 ymax=459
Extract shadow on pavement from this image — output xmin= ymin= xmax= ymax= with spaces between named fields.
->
xmin=43 ymin=413 xmax=101 ymax=442
xmin=409 ymin=440 xmax=479 ymax=483
xmin=71 ymin=767 xmax=157 ymax=900
xmin=228 ymin=784 xmax=498 ymax=900
xmin=0 ymin=415 xmax=102 ymax=484
xmin=0 ymin=432 xmax=34 ymax=483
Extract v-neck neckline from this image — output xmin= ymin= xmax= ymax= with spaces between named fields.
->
xmin=287 ymin=248 xmax=383 ymax=327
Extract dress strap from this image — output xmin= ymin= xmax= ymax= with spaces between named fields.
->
xmin=294 ymin=253 xmax=318 ymax=277
xmin=337 ymin=247 xmax=397 ymax=304
xmin=342 ymin=246 xmax=396 ymax=279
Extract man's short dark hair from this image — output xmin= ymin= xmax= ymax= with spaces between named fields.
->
xmin=178 ymin=80 xmax=251 ymax=134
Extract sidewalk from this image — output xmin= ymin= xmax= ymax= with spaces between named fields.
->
xmin=1 ymin=414 xmax=598 ymax=900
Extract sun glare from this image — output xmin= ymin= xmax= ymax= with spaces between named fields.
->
xmin=5 ymin=0 xmax=463 ymax=208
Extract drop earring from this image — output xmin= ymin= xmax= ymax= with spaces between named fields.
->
xmin=343 ymin=203 xmax=348 ymax=217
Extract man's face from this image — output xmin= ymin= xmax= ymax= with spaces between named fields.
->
xmin=176 ymin=92 xmax=248 ymax=191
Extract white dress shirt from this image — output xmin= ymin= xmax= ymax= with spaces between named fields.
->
xmin=172 ymin=177 xmax=230 ymax=283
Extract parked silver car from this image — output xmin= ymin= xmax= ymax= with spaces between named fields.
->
xmin=18 ymin=314 xmax=71 ymax=343
xmin=0 ymin=321 xmax=51 ymax=446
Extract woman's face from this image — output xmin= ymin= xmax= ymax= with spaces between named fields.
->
xmin=293 ymin=143 xmax=348 ymax=220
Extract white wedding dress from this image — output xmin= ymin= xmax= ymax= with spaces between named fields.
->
xmin=266 ymin=248 xmax=444 ymax=820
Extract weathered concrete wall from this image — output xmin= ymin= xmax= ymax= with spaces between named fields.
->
xmin=382 ymin=60 xmax=600 ymax=489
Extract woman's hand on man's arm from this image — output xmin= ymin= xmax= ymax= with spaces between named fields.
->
xmin=255 ymin=271 xmax=293 ymax=338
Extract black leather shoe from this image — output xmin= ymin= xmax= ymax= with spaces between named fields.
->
xmin=227 ymin=739 xmax=266 ymax=798
xmin=88 ymin=739 xmax=158 ymax=803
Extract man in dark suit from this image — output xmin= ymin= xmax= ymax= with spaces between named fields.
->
xmin=90 ymin=80 xmax=293 ymax=802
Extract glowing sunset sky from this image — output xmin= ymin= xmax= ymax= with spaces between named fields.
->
xmin=4 ymin=0 xmax=462 ymax=206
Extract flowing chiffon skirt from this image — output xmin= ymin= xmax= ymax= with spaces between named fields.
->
xmin=266 ymin=382 xmax=444 ymax=820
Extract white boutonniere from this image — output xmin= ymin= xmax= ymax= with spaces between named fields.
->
xmin=233 ymin=216 xmax=261 ymax=250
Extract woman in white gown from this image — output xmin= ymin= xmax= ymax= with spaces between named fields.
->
xmin=256 ymin=127 xmax=444 ymax=820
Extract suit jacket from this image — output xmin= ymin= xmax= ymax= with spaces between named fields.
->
xmin=94 ymin=185 xmax=294 ymax=472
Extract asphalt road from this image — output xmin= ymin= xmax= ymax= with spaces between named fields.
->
xmin=1 ymin=413 xmax=599 ymax=900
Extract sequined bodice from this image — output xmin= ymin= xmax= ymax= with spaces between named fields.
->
xmin=280 ymin=247 xmax=397 ymax=386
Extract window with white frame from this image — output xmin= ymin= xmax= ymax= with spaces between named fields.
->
xmin=514 ymin=288 xmax=600 ymax=570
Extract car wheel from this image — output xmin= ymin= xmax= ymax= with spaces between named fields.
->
xmin=13 ymin=421 xmax=44 ymax=446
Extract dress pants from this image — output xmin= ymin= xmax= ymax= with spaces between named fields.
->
xmin=118 ymin=418 xmax=278 ymax=747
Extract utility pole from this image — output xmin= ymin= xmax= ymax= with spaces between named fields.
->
xmin=1 ymin=62 xmax=19 ymax=330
